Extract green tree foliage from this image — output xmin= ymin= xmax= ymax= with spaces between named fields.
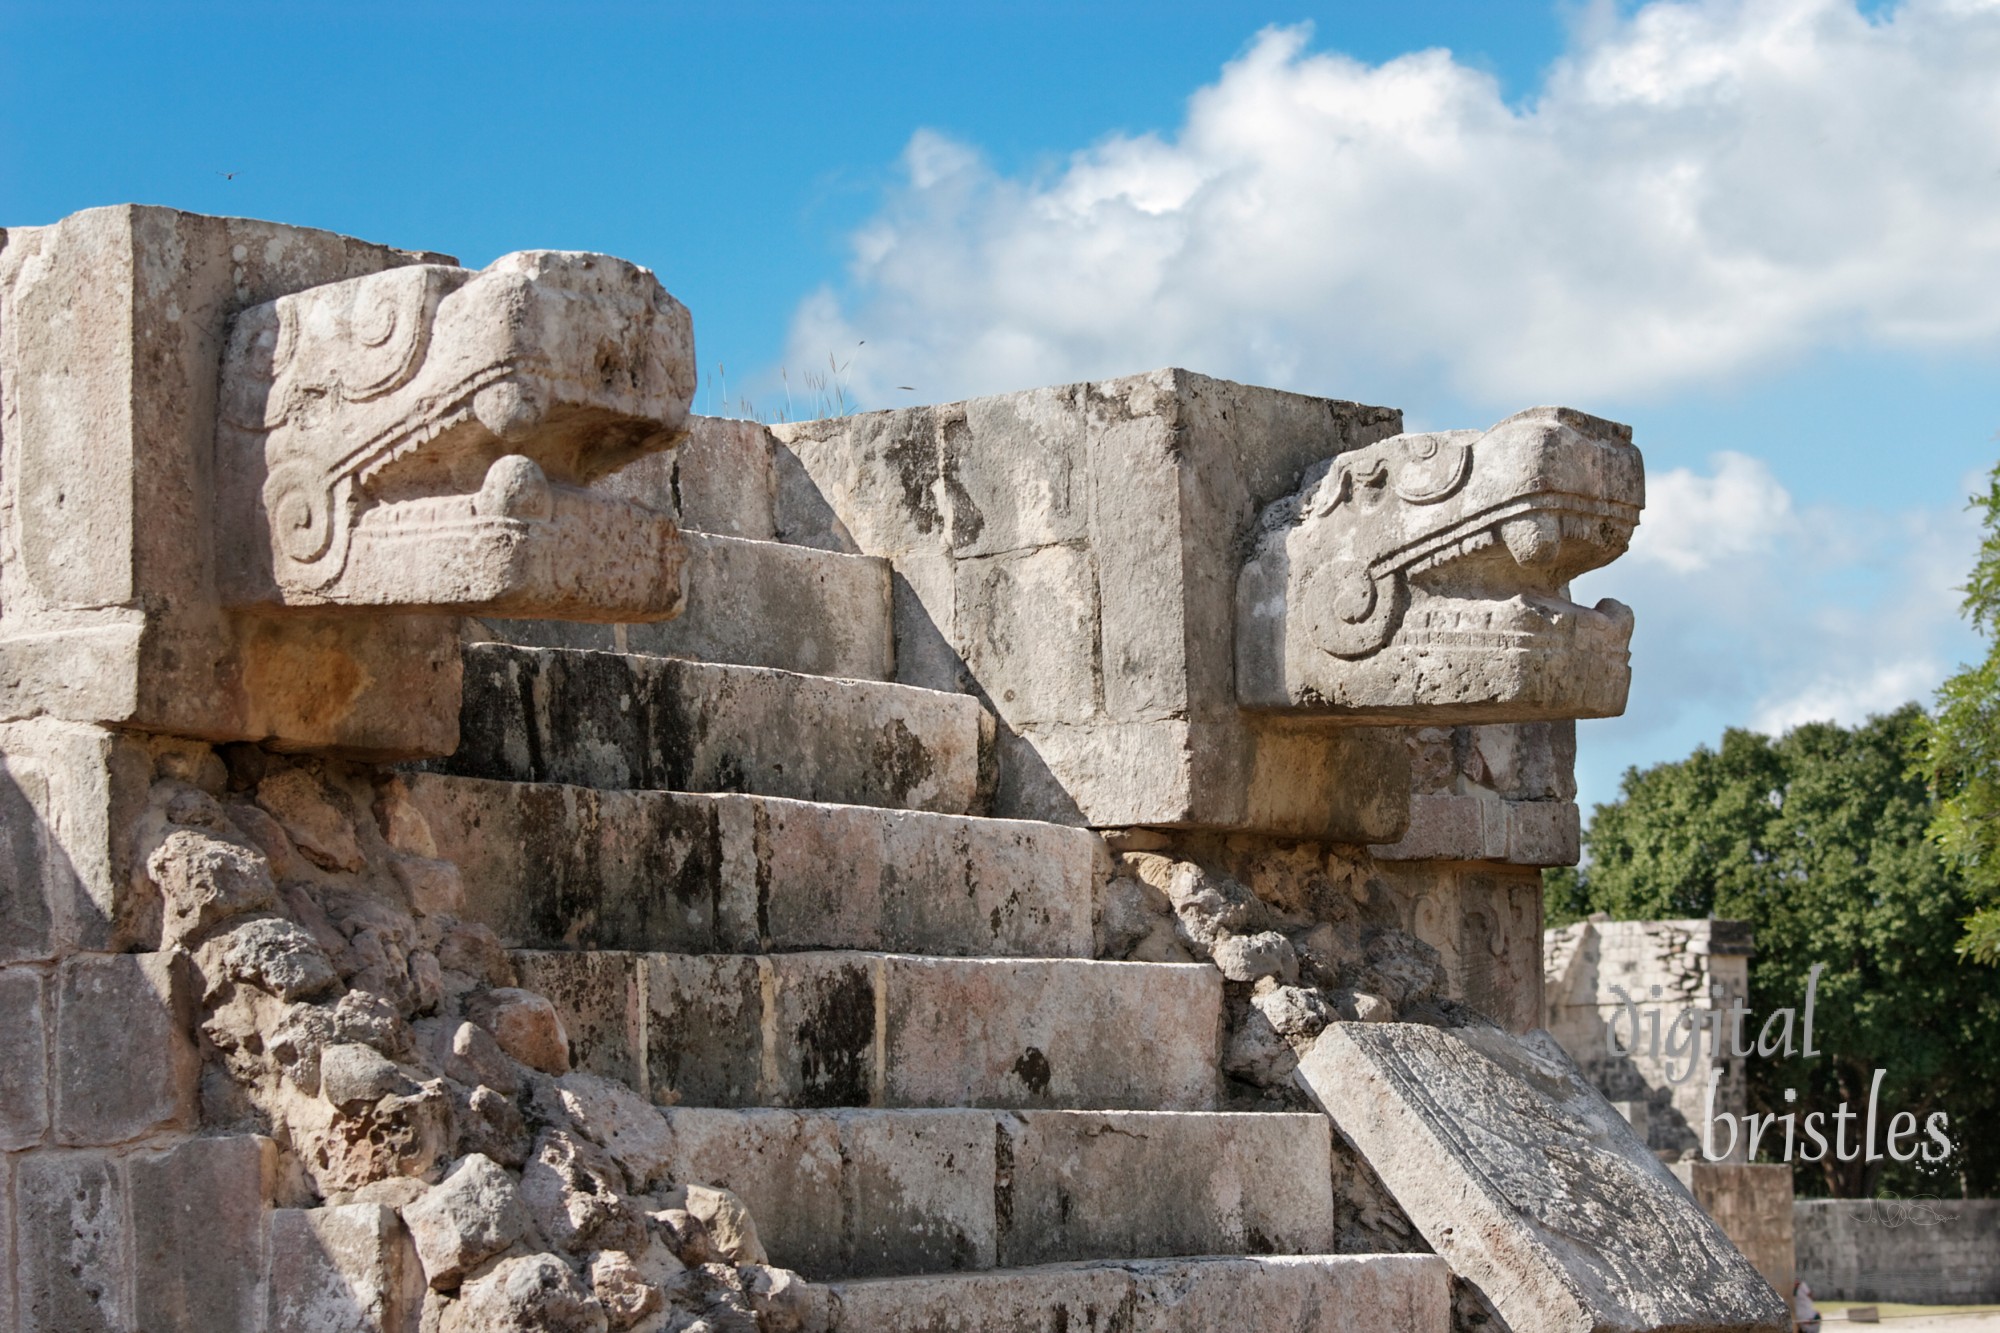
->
xmin=1549 ymin=706 xmax=2000 ymax=1198
xmin=1921 ymin=460 xmax=2000 ymax=964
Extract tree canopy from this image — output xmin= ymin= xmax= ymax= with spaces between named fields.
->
xmin=1548 ymin=705 xmax=2000 ymax=1198
xmin=1921 ymin=459 xmax=2000 ymax=965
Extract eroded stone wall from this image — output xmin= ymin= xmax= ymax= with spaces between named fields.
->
xmin=1794 ymin=1199 xmax=2000 ymax=1303
xmin=0 ymin=720 xmax=808 ymax=1332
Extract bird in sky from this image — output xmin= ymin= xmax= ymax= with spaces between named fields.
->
xmin=217 ymin=170 xmax=239 ymax=181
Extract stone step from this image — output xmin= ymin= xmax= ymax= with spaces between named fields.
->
xmin=479 ymin=529 xmax=895 ymax=681
xmin=389 ymin=773 xmax=1103 ymax=958
xmin=428 ymin=642 xmax=989 ymax=814
xmin=658 ymin=1107 xmax=1334 ymax=1279
xmin=808 ymin=1254 xmax=1452 ymax=1333
xmin=511 ymin=950 xmax=1221 ymax=1112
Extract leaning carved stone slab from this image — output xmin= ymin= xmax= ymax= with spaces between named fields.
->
xmin=1293 ymin=1022 xmax=1788 ymax=1333
xmin=217 ymin=250 xmax=695 ymax=620
xmin=1238 ymin=407 xmax=1642 ymax=722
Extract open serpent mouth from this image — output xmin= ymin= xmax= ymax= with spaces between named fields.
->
xmin=1238 ymin=406 xmax=1646 ymax=722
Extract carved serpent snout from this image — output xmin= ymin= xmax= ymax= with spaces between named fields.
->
xmin=1286 ymin=409 xmax=1639 ymax=661
xmin=216 ymin=250 xmax=695 ymax=619
xmin=1237 ymin=406 xmax=1645 ymax=720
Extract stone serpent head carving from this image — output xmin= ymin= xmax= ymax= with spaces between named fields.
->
xmin=217 ymin=250 xmax=694 ymax=620
xmin=1238 ymin=406 xmax=1643 ymax=722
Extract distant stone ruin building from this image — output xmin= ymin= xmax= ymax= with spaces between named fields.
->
xmin=1543 ymin=916 xmax=1755 ymax=1160
xmin=0 ymin=206 xmax=1788 ymax=1332
xmin=1544 ymin=916 xmax=1795 ymax=1300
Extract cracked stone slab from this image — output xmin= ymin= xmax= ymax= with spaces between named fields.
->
xmin=1294 ymin=1021 xmax=1789 ymax=1333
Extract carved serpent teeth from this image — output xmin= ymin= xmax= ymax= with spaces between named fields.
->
xmin=472 ymin=380 xmax=545 ymax=443
xmin=1500 ymin=513 xmax=1565 ymax=568
xmin=474 ymin=455 xmax=555 ymax=522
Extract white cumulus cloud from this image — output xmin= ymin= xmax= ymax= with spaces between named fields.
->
xmin=1630 ymin=451 xmax=1796 ymax=573
xmin=789 ymin=0 xmax=2000 ymax=408
xmin=1750 ymin=657 xmax=1950 ymax=733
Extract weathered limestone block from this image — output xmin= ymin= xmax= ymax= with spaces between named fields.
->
xmin=775 ymin=370 xmax=1417 ymax=838
xmin=1378 ymin=860 xmax=1545 ymax=1033
xmin=1295 ymin=1021 xmax=1789 ymax=1333
xmin=16 ymin=1150 xmax=127 ymax=1333
xmin=127 ymin=1134 xmax=276 ymax=1332
xmin=1372 ymin=722 xmax=1585 ymax=867
xmin=0 ymin=969 xmax=48 ymax=1148
xmin=519 ymin=1127 xmax=648 ymax=1255
xmin=437 ymin=643 xmax=985 ymax=814
xmin=517 ymin=950 xmax=1220 ymax=1111
xmin=816 ymin=1109 xmax=992 ymax=1277
xmin=481 ymin=531 xmax=897 ymax=682
xmin=1404 ymin=722 xmax=1579 ymax=803
xmin=550 ymin=1071 xmax=676 ymax=1191
xmin=662 ymin=1181 xmax=768 ymax=1266
xmin=1239 ymin=407 xmax=1642 ymax=722
xmin=442 ymin=1251 xmax=606 ymax=1333
xmin=53 ymin=951 xmax=197 ymax=1145
xmin=830 ymin=954 xmax=1218 ymax=1110
xmin=0 ymin=720 xmax=164 ymax=960
xmin=215 ymin=250 xmax=692 ymax=618
xmin=994 ymin=1110 xmax=1334 ymax=1270
xmin=1371 ymin=793 xmax=1582 ymax=866
xmin=400 ymin=773 xmax=1101 ymax=959
xmin=596 ymin=414 xmax=778 ymax=540
xmin=404 ymin=1153 xmax=533 ymax=1289
xmin=270 ymin=1203 xmax=427 ymax=1333
xmin=633 ymin=532 xmax=893 ymax=679
xmin=657 ymin=1107 xmax=1335 ymax=1281
xmin=465 ymin=986 xmax=572 ymax=1074
xmin=664 ymin=1107 xmax=996 ymax=1281
xmin=511 ymin=952 xmax=643 ymax=1087
xmin=658 ymin=1110 xmax=848 ymax=1277
xmin=811 ymin=1253 xmax=1452 ymax=1333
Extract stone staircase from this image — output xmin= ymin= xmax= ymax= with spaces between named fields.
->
xmin=400 ymin=460 xmax=1454 ymax=1328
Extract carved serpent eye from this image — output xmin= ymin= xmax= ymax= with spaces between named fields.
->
xmin=1390 ymin=435 xmax=1473 ymax=504
xmin=353 ymin=286 xmax=400 ymax=348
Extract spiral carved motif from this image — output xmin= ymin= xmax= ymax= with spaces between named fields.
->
xmin=262 ymin=463 xmax=337 ymax=567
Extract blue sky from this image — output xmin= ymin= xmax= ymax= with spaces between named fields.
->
xmin=4 ymin=0 xmax=1995 ymax=812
